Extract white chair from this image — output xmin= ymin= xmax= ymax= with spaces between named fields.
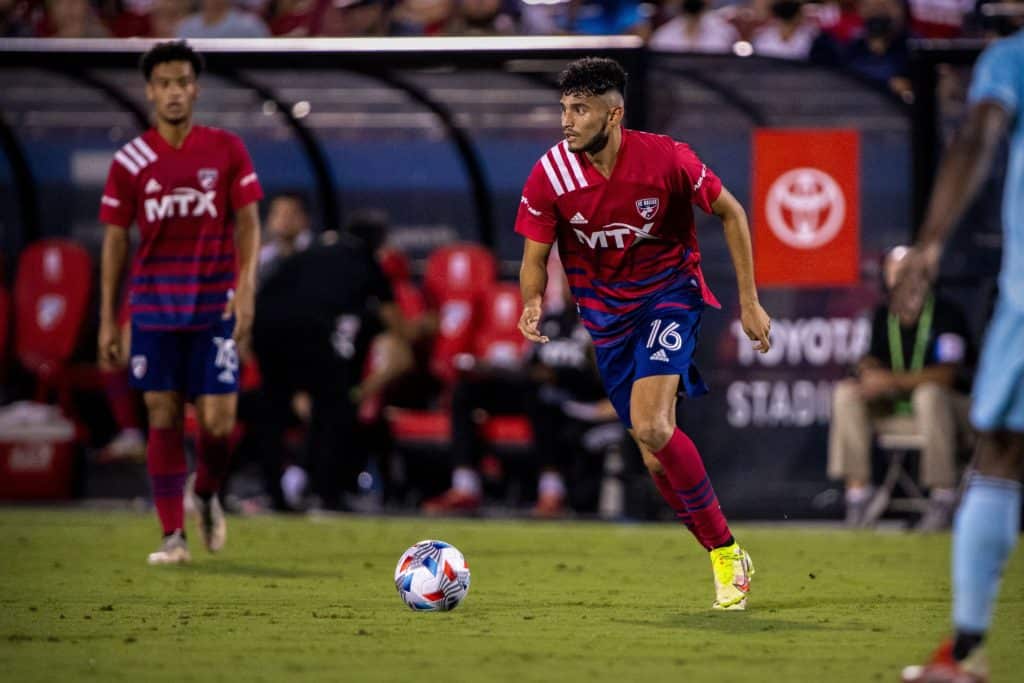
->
xmin=862 ymin=423 xmax=931 ymax=526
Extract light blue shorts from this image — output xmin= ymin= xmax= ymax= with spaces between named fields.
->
xmin=970 ymin=297 xmax=1024 ymax=432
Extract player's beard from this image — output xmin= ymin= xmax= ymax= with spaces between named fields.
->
xmin=579 ymin=120 xmax=611 ymax=155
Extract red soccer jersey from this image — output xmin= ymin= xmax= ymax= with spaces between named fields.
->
xmin=515 ymin=129 xmax=722 ymax=347
xmin=99 ymin=126 xmax=264 ymax=330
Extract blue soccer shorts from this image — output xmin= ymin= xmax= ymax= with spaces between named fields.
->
xmin=593 ymin=300 xmax=708 ymax=429
xmin=129 ymin=317 xmax=239 ymax=397
xmin=970 ymin=297 xmax=1024 ymax=432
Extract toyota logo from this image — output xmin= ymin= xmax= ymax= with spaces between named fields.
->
xmin=765 ymin=168 xmax=846 ymax=250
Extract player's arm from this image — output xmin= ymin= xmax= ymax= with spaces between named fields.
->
xmin=518 ymin=238 xmax=552 ymax=343
xmin=99 ymin=225 xmax=130 ymax=364
xmin=230 ymin=201 xmax=261 ymax=354
xmin=917 ymin=101 xmax=1010 ymax=260
xmin=711 ymin=187 xmax=771 ymax=353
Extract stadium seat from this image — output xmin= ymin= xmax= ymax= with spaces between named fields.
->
xmin=0 ymin=285 xmax=9 ymax=369
xmin=13 ymin=239 xmax=96 ymax=408
xmin=861 ymin=421 xmax=931 ymax=526
xmin=378 ymin=247 xmax=426 ymax=321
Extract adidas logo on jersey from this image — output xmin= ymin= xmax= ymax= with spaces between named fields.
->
xmin=570 ymin=212 xmax=588 ymax=225
xmin=145 ymin=178 xmax=163 ymax=194
xmin=650 ymin=349 xmax=670 ymax=362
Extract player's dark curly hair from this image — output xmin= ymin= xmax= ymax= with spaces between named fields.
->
xmin=140 ymin=41 xmax=204 ymax=81
xmin=558 ymin=57 xmax=627 ymax=98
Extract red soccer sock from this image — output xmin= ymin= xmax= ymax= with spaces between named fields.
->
xmin=194 ymin=431 xmax=232 ymax=498
xmin=147 ymin=426 xmax=187 ymax=535
xmin=653 ymin=428 xmax=733 ymax=549
xmin=101 ymin=369 xmax=141 ymax=431
xmin=650 ymin=470 xmax=706 ymax=548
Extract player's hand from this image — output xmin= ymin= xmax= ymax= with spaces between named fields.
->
xmin=518 ymin=303 xmax=549 ymax=343
xmin=98 ymin=318 xmax=122 ymax=367
xmin=740 ymin=301 xmax=771 ymax=354
xmin=891 ymin=243 xmax=940 ymax=321
xmin=225 ymin=287 xmax=255 ymax=357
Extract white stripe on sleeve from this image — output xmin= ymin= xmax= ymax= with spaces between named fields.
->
xmin=562 ymin=141 xmax=587 ymax=188
xmin=540 ymin=154 xmax=565 ymax=197
xmin=114 ymin=151 xmax=140 ymax=175
xmin=122 ymin=142 xmax=149 ymax=169
xmin=132 ymin=137 xmax=158 ymax=162
xmin=551 ymin=146 xmax=576 ymax=192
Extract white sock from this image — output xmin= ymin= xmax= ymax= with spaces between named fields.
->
xmin=931 ymin=487 xmax=957 ymax=504
xmin=452 ymin=467 xmax=481 ymax=496
xmin=846 ymin=486 xmax=872 ymax=504
xmin=538 ymin=471 xmax=566 ymax=498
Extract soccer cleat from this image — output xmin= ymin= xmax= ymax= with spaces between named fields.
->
xmin=146 ymin=530 xmax=191 ymax=565
xmin=710 ymin=543 xmax=754 ymax=610
xmin=901 ymin=638 xmax=989 ymax=682
xmin=188 ymin=484 xmax=227 ymax=553
xmin=97 ymin=428 xmax=146 ymax=464
xmin=422 ymin=489 xmax=481 ymax=515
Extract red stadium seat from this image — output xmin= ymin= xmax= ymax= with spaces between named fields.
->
xmin=378 ymin=247 xmax=426 ymax=321
xmin=14 ymin=240 xmax=94 ymax=398
xmin=0 ymin=286 xmax=9 ymax=367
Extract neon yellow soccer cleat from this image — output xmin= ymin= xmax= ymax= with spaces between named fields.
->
xmin=710 ymin=542 xmax=754 ymax=610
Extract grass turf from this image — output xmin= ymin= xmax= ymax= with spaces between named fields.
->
xmin=1 ymin=509 xmax=1022 ymax=682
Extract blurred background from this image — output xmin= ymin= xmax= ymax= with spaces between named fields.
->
xmin=0 ymin=0 xmax=1014 ymax=523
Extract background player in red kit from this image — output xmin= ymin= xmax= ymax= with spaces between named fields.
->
xmin=98 ymin=41 xmax=263 ymax=565
xmin=516 ymin=57 xmax=772 ymax=610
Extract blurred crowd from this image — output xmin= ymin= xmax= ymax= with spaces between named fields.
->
xmin=4 ymin=0 xmax=1021 ymax=101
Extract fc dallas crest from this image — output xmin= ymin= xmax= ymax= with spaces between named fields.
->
xmin=635 ymin=197 xmax=659 ymax=220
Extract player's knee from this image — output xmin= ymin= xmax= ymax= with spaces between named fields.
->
xmin=640 ymin=448 xmax=664 ymax=475
xmin=632 ymin=418 xmax=674 ymax=453
xmin=198 ymin=412 xmax=235 ymax=438
xmin=145 ymin=397 xmax=181 ymax=429
xmin=974 ymin=431 xmax=1024 ymax=480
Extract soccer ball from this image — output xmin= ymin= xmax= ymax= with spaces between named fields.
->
xmin=394 ymin=540 xmax=471 ymax=611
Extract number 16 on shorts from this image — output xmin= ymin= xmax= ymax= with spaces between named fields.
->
xmin=647 ymin=319 xmax=683 ymax=360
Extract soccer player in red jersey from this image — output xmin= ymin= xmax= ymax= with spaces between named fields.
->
xmin=516 ymin=57 xmax=772 ymax=610
xmin=98 ymin=41 xmax=263 ymax=565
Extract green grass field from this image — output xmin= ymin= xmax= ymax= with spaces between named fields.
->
xmin=1 ymin=509 xmax=1022 ymax=682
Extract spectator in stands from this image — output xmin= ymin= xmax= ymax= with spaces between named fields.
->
xmin=265 ymin=0 xmax=318 ymax=35
xmin=1 ymin=0 xmax=34 ymax=36
xmin=827 ymin=246 xmax=974 ymax=530
xmin=389 ymin=0 xmax=454 ymax=34
xmin=101 ymin=0 xmax=153 ymax=37
xmin=39 ymin=0 xmax=110 ymax=37
xmin=520 ymin=0 xmax=651 ymax=37
xmin=177 ymin=0 xmax=270 ymax=37
xmin=752 ymin=0 xmax=820 ymax=59
xmin=839 ymin=0 xmax=912 ymax=98
xmin=150 ymin=0 xmax=191 ymax=36
xmin=259 ymin=191 xmax=313 ymax=286
xmin=251 ymin=214 xmax=402 ymax=511
xmin=906 ymin=0 xmax=971 ymax=38
xmin=815 ymin=0 xmax=863 ymax=45
xmin=648 ymin=0 xmax=740 ymax=53
xmin=446 ymin=0 xmax=516 ymax=35
xmin=317 ymin=0 xmax=388 ymax=35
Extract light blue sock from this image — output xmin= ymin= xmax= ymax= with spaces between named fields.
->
xmin=952 ymin=475 xmax=1022 ymax=634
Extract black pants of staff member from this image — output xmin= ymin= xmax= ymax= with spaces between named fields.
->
xmin=251 ymin=321 xmax=361 ymax=511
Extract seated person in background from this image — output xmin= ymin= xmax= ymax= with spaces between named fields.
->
xmin=177 ymin=0 xmax=270 ymax=38
xmin=258 ymin=191 xmax=313 ymax=286
xmin=424 ymin=271 xmax=619 ymax=517
xmin=752 ymin=0 xmax=820 ymax=60
xmin=828 ymin=245 xmax=974 ymax=529
xmin=251 ymin=216 xmax=402 ymax=511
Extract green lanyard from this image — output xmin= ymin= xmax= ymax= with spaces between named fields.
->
xmin=888 ymin=294 xmax=934 ymax=373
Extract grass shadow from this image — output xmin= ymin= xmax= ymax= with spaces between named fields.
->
xmin=610 ymin=613 xmax=846 ymax=633
xmin=185 ymin=562 xmax=338 ymax=580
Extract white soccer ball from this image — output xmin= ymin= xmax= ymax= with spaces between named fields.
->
xmin=394 ymin=540 xmax=471 ymax=611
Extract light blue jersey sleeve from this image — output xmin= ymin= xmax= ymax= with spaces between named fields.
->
xmin=967 ymin=39 xmax=1021 ymax=115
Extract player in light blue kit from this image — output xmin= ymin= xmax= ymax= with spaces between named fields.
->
xmin=899 ymin=30 xmax=1024 ymax=683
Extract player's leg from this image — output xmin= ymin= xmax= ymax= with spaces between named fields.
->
xmin=143 ymin=390 xmax=191 ymax=565
xmin=129 ymin=322 xmax=191 ymax=564
xmin=188 ymin=318 xmax=240 ymax=551
xmin=630 ymin=374 xmax=752 ymax=610
xmin=904 ymin=303 xmax=1024 ymax=682
xmin=635 ymin=437 xmax=699 ymax=540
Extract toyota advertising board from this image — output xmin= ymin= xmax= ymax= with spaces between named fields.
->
xmin=753 ymin=130 xmax=860 ymax=287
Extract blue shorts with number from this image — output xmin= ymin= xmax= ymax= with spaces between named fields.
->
xmin=129 ymin=317 xmax=239 ymax=397
xmin=592 ymin=292 xmax=708 ymax=429
xmin=970 ymin=297 xmax=1024 ymax=432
